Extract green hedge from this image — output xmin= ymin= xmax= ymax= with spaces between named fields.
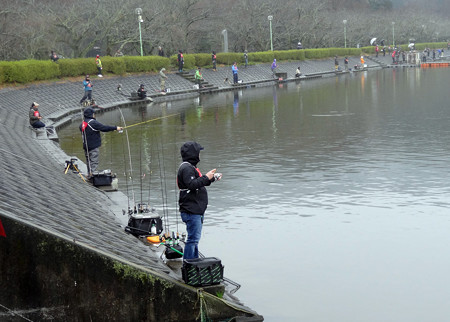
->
xmin=122 ymin=56 xmax=169 ymax=73
xmin=0 ymin=60 xmax=60 ymax=83
xmin=0 ymin=43 xmax=442 ymax=85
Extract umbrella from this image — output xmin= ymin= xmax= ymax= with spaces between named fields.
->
xmin=370 ymin=38 xmax=377 ymax=46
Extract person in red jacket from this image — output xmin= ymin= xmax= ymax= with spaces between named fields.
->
xmin=177 ymin=50 xmax=184 ymax=72
xmin=29 ymin=102 xmax=45 ymax=128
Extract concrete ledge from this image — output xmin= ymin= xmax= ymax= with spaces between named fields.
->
xmin=0 ymin=215 xmax=263 ymax=321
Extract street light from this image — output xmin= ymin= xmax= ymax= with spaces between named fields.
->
xmin=343 ymin=20 xmax=347 ymax=48
xmin=222 ymin=29 xmax=228 ymax=53
xmin=268 ymin=15 xmax=273 ymax=51
xmin=392 ymin=21 xmax=395 ymax=48
xmin=135 ymin=8 xmax=144 ymax=56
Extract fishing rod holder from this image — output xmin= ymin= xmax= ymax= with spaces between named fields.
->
xmin=64 ymin=158 xmax=79 ymax=173
xmin=125 ymin=202 xmax=155 ymax=216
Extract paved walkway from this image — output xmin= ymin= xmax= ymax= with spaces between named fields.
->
xmin=0 ymin=54 xmax=407 ymax=283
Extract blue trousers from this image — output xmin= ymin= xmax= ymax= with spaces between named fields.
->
xmin=32 ymin=121 xmax=45 ymax=128
xmin=233 ymin=73 xmax=238 ymax=84
xmin=181 ymin=212 xmax=203 ymax=259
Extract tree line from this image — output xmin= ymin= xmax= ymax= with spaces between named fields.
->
xmin=1 ymin=0 xmax=449 ymax=61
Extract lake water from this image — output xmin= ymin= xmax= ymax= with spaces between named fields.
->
xmin=59 ymin=68 xmax=450 ymax=322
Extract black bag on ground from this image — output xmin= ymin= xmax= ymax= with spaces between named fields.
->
xmin=182 ymin=257 xmax=224 ymax=286
xmin=164 ymin=244 xmax=184 ymax=259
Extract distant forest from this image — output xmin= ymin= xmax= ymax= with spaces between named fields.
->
xmin=1 ymin=0 xmax=449 ymax=60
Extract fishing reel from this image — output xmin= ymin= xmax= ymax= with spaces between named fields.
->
xmin=123 ymin=203 xmax=154 ymax=217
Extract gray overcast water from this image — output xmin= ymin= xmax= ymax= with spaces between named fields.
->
xmin=59 ymin=68 xmax=450 ymax=322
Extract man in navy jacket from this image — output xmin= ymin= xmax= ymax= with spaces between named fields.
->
xmin=177 ymin=141 xmax=221 ymax=259
xmin=80 ymin=107 xmax=122 ymax=176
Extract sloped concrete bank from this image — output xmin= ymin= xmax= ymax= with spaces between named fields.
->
xmin=0 ymin=56 xmax=391 ymax=321
xmin=0 ymin=216 xmax=261 ymax=321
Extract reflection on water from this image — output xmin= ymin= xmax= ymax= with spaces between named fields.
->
xmin=59 ymin=68 xmax=450 ymax=322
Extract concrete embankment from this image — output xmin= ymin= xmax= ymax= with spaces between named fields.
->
xmin=0 ymin=55 xmax=395 ymax=320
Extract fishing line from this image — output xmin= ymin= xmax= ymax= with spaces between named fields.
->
xmin=147 ymin=132 xmax=155 ymax=207
xmin=120 ymin=128 xmax=131 ymax=212
xmin=156 ymin=139 xmax=169 ymax=232
xmin=160 ymin=131 xmax=172 ymax=234
xmin=117 ymin=106 xmax=136 ymax=210
xmin=172 ymin=126 xmax=180 ymax=234
xmin=122 ymin=113 xmax=179 ymax=130
xmin=139 ymin=113 xmax=144 ymax=206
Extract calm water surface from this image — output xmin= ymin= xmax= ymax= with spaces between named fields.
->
xmin=59 ymin=68 xmax=450 ymax=322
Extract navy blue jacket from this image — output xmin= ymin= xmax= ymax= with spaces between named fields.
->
xmin=80 ymin=108 xmax=116 ymax=151
xmin=177 ymin=141 xmax=213 ymax=215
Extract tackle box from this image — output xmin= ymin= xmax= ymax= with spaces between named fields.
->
xmin=182 ymin=257 xmax=224 ymax=286
xmin=91 ymin=169 xmax=115 ymax=186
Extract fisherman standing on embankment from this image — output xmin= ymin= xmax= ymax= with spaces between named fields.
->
xmin=80 ymin=107 xmax=122 ymax=177
xmin=177 ymin=141 xmax=221 ymax=259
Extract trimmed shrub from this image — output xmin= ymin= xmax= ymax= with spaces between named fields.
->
xmin=123 ymin=56 xmax=170 ymax=73
xmin=216 ymin=53 xmax=245 ymax=65
xmin=249 ymin=51 xmax=274 ymax=63
xmin=170 ymin=54 xmax=195 ymax=70
xmin=0 ymin=60 xmax=60 ymax=83
xmin=193 ymin=53 xmax=211 ymax=67
xmin=101 ymin=57 xmax=126 ymax=75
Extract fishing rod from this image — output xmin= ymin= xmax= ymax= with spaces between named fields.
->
xmin=121 ymin=113 xmax=179 ymax=130
xmin=117 ymin=106 xmax=136 ymax=211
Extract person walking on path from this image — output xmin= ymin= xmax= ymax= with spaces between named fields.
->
xmin=80 ymin=75 xmax=93 ymax=105
xmin=195 ymin=67 xmax=203 ymax=88
xmin=271 ymin=59 xmax=277 ymax=77
xmin=375 ymin=45 xmax=379 ymax=57
xmin=157 ymin=46 xmax=164 ymax=57
xmin=177 ymin=141 xmax=221 ymax=259
xmin=159 ymin=67 xmax=168 ymax=93
xmin=80 ymin=107 xmax=122 ymax=177
xmin=212 ymin=51 xmax=217 ymax=71
xmin=244 ymin=50 xmax=248 ymax=68
xmin=344 ymin=57 xmax=349 ymax=71
xmin=334 ymin=56 xmax=339 ymax=71
xmin=177 ymin=50 xmax=184 ymax=72
xmin=295 ymin=66 xmax=301 ymax=78
xmin=29 ymin=102 xmax=45 ymax=128
xmin=95 ymin=55 xmax=103 ymax=77
xmin=231 ymin=62 xmax=239 ymax=84
xmin=50 ymin=51 xmax=59 ymax=62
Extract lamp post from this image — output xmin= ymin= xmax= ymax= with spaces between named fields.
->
xmin=268 ymin=15 xmax=273 ymax=51
xmin=222 ymin=29 xmax=228 ymax=53
xmin=343 ymin=20 xmax=347 ymax=48
xmin=135 ymin=8 xmax=143 ymax=56
xmin=392 ymin=21 xmax=395 ymax=48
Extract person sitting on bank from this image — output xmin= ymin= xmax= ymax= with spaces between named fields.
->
xmin=29 ymin=102 xmax=45 ymax=128
xmin=137 ymin=84 xmax=147 ymax=98
xmin=295 ymin=66 xmax=302 ymax=78
xmin=80 ymin=107 xmax=122 ymax=177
